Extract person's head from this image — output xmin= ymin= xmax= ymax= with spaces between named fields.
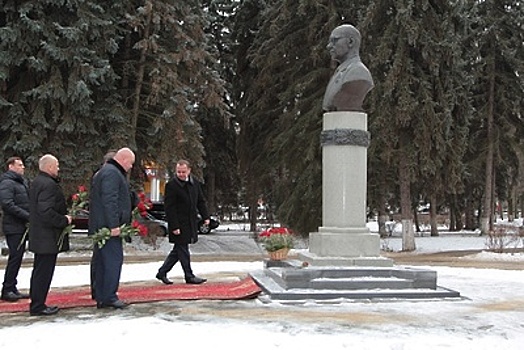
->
xmin=113 ymin=147 xmax=135 ymax=173
xmin=39 ymin=154 xmax=59 ymax=178
xmin=6 ymin=156 xmax=25 ymax=175
xmin=327 ymin=24 xmax=361 ymax=63
xmin=175 ymin=159 xmax=191 ymax=181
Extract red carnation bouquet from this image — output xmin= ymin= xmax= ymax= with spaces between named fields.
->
xmin=258 ymin=227 xmax=294 ymax=252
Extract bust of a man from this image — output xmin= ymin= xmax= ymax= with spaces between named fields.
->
xmin=322 ymin=24 xmax=374 ymax=112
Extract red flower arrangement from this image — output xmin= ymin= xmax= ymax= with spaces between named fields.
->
xmin=133 ymin=191 xmax=152 ymax=219
xmin=258 ymin=227 xmax=294 ymax=252
xmin=58 ymin=185 xmax=90 ymax=250
xmin=70 ymin=185 xmax=88 ymax=215
xmin=91 ymin=223 xmax=149 ymax=249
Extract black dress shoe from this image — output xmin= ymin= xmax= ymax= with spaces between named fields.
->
xmin=1 ymin=291 xmax=21 ymax=302
xmin=14 ymin=291 xmax=30 ymax=299
xmin=97 ymin=300 xmax=129 ymax=309
xmin=185 ymin=276 xmax=207 ymax=284
xmin=156 ymin=273 xmax=173 ymax=285
xmin=30 ymin=306 xmax=59 ymax=316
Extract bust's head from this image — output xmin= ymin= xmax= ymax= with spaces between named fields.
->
xmin=327 ymin=24 xmax=361 ymax=64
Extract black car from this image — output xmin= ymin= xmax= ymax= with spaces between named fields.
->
xmin=71 ymin=208 xmax=169 ymax=236
xmin=71 ymin=209 xmax=90 ymax=233
xmin=147 ymin=202 xmax=219 ymax=234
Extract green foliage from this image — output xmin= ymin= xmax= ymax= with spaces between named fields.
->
xmin=0 ymin=0 xmax=235 ymax=204
xmin=362 ymin=0 xmax=475 ymax=219
xmin=235 ymin=0 xmax=370 ymax=235
xmin=0 ymin=0 xmax=522 ymax=232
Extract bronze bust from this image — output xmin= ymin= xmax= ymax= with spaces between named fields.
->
xmin=322 ymin=24 xmax=374 ymax=112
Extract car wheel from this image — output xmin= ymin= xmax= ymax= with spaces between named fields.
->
xmin=198 ymin=222 xmax=210 ymax=234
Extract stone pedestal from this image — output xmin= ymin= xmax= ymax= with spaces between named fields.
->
xmin=298 ymin=111 xmax=392 ymax=267
xmin=253 ymin=112 xmax=456 ymax=301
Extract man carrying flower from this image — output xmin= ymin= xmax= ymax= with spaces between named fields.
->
xmin=88 ymin=147 xmax=135 ymax=310
xmin=28 ymin=154 xmax=72 ymax=316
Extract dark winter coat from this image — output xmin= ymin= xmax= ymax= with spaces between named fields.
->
xmin=0 ymin=170 xmax=30 ymax=235
xmin=28 ymin=171 xmax=70 ymax=254
xmin=88 ymin=159 xmax=132 ymax=234
xmin=165 ymin=175 xmax=209 ymax=245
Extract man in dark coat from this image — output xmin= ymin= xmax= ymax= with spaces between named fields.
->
xmin=89 ymin=150 xmax=116 ymax=300
xmin=0 ymin=157 xmax=30 ymax=302
xmin=88 ymin=147 xmax=135 ymax=309
xmin=28 ymin=154 xmax=72 ymax=316
xmin=156 ymin=159 xmax=210 ymax=285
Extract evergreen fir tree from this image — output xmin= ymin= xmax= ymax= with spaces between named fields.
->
xmin=467 ymin=0 xmax=524 ymax=234
xmin=362 ymin=0 xmax=472 ymax=249
xmin=235 ymin=0 xmax=369 ymax=234
xmin=200 ymin=0 xmax=240 ymax=212
xmin=0 ymin=0 xmax=122 ymax=193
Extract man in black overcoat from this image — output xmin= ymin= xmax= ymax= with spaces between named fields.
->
xmin=156 ymin=159 xmax=210 ymax=285
xmin=28 ymin=154 xmax=72 ymax=316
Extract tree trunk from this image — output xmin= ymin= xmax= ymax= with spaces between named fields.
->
xmin=249 ymin=197 xmax=258 ymax=232
xmin=480 ymin=54 xmax=496 ymax=235
xmin=377 ymin=174 xmax=388 ymax=237
xmin=130 ymin=1 xmax=153 ymax=150
xmin=429 ymin=193 xmax=439 ymax=236
xmin=399 ymin=148 xmax=415 ymax=251
xmin=205 ymin=168 xmax=217 ymax=214
xmin=464 ymin=195 xmax=476 ymax=230
xmin=520 ymin=194 xmax=524 ymax=220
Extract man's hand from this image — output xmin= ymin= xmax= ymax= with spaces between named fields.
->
xmin=110 ymin=227 xmax=121 ymax=237
xmin=173 ymin=229 xmax=181 ymax=235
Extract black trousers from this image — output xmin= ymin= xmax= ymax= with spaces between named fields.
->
xmin=158 ymin=243 xmax=194 ymax=280
xmin=2 ymin=232 xmax=25 ymax=295
xmin=2 ymin=233 xmax=26 ymax=295
xmin=29 ymin=253 xmax=57 ymax=313
xmin=94 ymin=237 xmax=123 ymax=304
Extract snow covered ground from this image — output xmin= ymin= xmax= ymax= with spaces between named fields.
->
xmin=0 ymin=219 xmax=523 ymax=349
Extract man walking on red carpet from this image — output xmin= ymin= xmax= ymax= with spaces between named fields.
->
xmin=156 ymin=159 xmax=210 ymax=285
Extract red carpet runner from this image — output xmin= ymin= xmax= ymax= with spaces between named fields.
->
xmin=0 ymin=276 xmax=262 ymax=314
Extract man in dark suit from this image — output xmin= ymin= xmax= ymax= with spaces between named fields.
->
xmin=88 ymin=147 xmax=135 ymax=309
xmin=28 ymin=154 xmax=72 ymax=316
xmin=0 ymin=156 xmax=30 ymax=302
xmin=156 ymin=159 xmax=210 ymax=285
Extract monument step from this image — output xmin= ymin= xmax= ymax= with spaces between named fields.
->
xmin=310 ymin=277 xmax=414 ymax=290
xmin=250 ymin=269 xmax=461 ymax=301
xmin=263 ymin=261 xmax=437 ymax=290
xmin=251 ymin=259 xmax=461 ymax=301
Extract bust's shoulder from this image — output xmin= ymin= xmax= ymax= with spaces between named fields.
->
xmin=339 ymin=58 xmax=372 ymax=82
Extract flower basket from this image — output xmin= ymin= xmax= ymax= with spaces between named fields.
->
xmin=258 ymin=227 xmax=294 ymax=260
xmin=268 ymin=248 xmax=290 ymax=261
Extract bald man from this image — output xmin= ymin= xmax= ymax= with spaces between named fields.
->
xmin=88 ymin=147 xmax=135 ymax=309
xmin=28 ymin=154 xmax=72 ymax=316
